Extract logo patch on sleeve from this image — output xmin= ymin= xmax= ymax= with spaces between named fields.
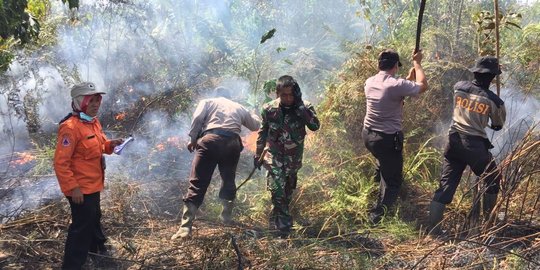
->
xmin=62 ymin=136 xmax=70 ymax=146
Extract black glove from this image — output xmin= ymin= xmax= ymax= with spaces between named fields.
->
xmin=293 ymin=83 xmax=303 ymax=107
xmin=490 ymin=125 xmax=502 ymax=131
xmin=253 ymin=155 xmax=262 ymax=170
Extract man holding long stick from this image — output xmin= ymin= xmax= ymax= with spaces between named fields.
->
xmin=363 ymin=49 xmax=428 ymax=225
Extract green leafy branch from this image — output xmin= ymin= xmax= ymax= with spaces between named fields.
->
xmin=474 ymin=10 xmax=522 ymax=56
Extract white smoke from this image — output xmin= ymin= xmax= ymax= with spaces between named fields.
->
xmin=0 ymin=0 xmax=366 ymax=219
xmin=489 ymin=88 xmax=540 ymax=161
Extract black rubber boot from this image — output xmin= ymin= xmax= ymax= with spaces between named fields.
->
xmin=483 ymin=193 xmax=497 ymax=221
xmin=428 ymin=201 xmax=446 ymax=236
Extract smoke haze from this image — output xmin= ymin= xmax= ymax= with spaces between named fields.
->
xmin=490 ymin=88 xmax=540 ymax=160
xmin=2 ymin=0 xmax=538 ymax=221
xmin=0 ymin=0 xmax=366 ymax=220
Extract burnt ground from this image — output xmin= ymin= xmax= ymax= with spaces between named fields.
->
xmin=1 ymin=148 xmax=539 ymax=269
xmin=1 ymin=176 xmax=539 ymax=270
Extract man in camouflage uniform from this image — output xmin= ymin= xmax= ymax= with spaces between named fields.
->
xmin=255 ymin=75 xmax=320 ymax=237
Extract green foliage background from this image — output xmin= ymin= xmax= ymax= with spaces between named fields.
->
xmin=1 ymin=1 xmax=539 ymax=268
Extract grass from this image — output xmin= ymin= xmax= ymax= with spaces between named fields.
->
xmin=1 ymin=137 xmax=539 ymax=269
xmin=1 ymin=55 xmax=539 ymax=268
xmin=2 ymin=116 xmax=538 ymax=269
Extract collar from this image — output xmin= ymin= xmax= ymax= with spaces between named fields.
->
xmin=472 ymin=80 xmax=490 ymax=90
xmin=377 ymin=70 xmax=394 ymax=76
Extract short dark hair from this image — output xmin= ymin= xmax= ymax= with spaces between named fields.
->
xmin=276 ymin=75 xmax=300 ymax=94
xmin=378 ymin=49 xmax=402 ymax=71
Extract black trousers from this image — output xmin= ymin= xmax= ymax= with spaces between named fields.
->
xmin=62 ymin=192 xmax=106 ymax=270
xmin=362 ymin=128 xmax=404 ymax=214
xmin=184 ymin=133 xmax=243 ymax=207
xmin=433 ymin=132 xmax=500 ymax=204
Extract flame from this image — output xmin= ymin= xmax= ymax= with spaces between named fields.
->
xmin=115 ymin=112 xmax=126 ymax=121
xmin=156 ymin=143 xmax=165 ymax=151
xmin=11 ymin=152 xmax=36 ymax=165
xmin=242 ymin=131 xmax=258 ymax=152
xmin=155 ymin=136 xmax=184 ymax=151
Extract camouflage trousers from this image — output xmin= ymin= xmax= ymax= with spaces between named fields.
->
xmin=267 ymin=170 xmax=297 ymax=233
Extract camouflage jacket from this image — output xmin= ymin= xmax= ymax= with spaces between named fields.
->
xmin=256 ymin=98 xmax=320 ymax=174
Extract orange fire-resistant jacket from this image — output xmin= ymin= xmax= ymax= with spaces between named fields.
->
xmin=54 ymin=115 xmax=114 ymax=196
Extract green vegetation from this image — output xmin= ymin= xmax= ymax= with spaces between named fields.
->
xmin=1 ymin=0 xmax=539 ymax=269
xmin=0 ymin=0 xmax=41 ymax=71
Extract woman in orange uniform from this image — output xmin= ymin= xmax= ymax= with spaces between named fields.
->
xmin=54 ymin=82 xmax=123 ymax=269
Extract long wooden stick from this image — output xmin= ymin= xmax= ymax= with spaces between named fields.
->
xmin=415 ymin=0 xmax=427 ymax=53
xmin=494 ymin=0 xmax=501 ymax=96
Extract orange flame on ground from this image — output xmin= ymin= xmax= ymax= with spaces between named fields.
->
xmin=115 ymin=112 xmax=126 ymax=121
xmin=242 ymin=131 xmax=258 ymax=152
xmin=155 ymin=136 xmax=184 ymax=152
xmin=11 ymin=152 xmax=36 ymax=165
xmin=155 ymin=144 xmax=165 ymax=151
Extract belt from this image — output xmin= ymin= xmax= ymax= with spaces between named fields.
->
xmin=202 ymin=128 xmax=238 ymax=138
xmin=365 ymin=127 xmax=398 ymax=137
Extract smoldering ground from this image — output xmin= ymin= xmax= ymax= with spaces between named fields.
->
xmin=1 ymin=0 xmax=539 ymax=223
xmin=1 ymin=1 xmax=539 ymax=269
xmin=0 ymin=0 xmax=368 ymax=220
